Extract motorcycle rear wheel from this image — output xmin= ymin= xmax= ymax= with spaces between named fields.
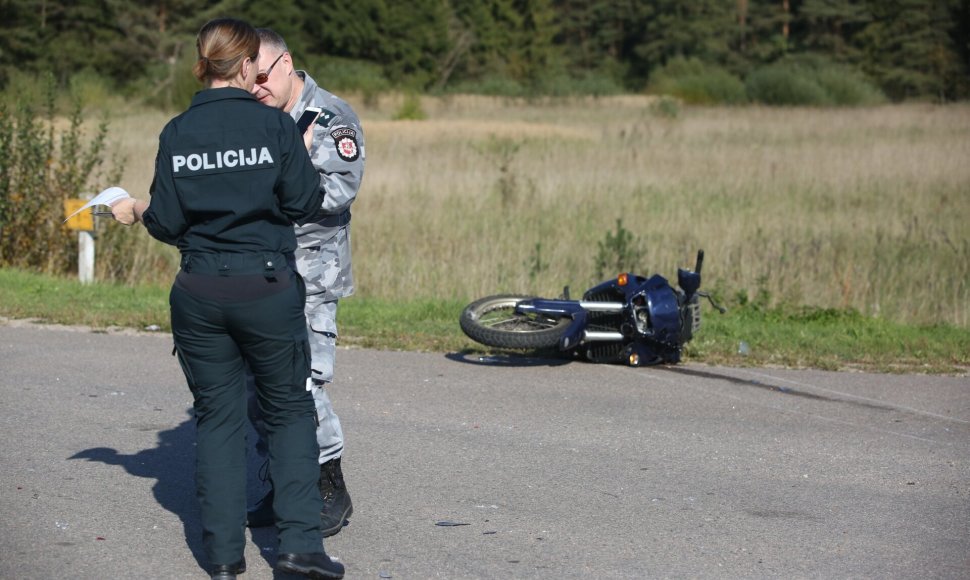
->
xmin=460 ymin=295 xmax=570 ymax=349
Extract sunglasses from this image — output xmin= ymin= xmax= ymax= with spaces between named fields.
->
xmin=255 ymin=53 xmax=285 ymax=84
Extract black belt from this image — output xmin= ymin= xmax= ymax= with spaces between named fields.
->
xmin=316 ymin=210 xmax=351 ymax=228
xmin=179 ymin=251 xmax=295 ymax=276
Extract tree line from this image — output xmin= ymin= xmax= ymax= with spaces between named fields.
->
xmin=1 ymin=0 xmax=968 ymax=105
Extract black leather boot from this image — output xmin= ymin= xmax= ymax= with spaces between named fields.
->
xmin=276 ymin=552 xmax=344 ymax=579
xmin=210 ymin=558 xmax=246 ymax=579
xmin=319 ymin=457 xmax=353 ymax=537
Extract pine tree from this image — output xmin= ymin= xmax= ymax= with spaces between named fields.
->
xmin=737 ymin=0 xmax=794 ymax=67
xmin=553 ymin=0 xmax=654 ymax=85
xmin=858 ymin=0 xmax=962 ymax=100
xmin=447 ymin=0 xmax=561 ymax=89
xmin=796 ymin=0 xmax=871 ymax=62
xmin=633 ymin=0 xmax=738 ymax=71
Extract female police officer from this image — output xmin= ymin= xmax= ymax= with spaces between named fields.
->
xmin=111 ymin=18 xmax=343 ymax=580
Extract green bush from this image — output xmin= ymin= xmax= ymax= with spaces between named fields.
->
xmin=0 ymin=75 xmax=125 ymax=275
xmin=0 ymin=69 xmax=49 ymax=110
xmin=68 ymin=69 xmax=119 ymax=112
xmin=745 ymin=65 xmax=830 ymax=105
xmin=142 ymin=48 xmax=204 ymax=112
xmin=445 ymin=75 xmax=528 ymax=97
xmin=594 ymin=219 xmax=645 ymax=280
xmin=746 ymin=56 xmax=886 ymax=106
xmin=533 ymin=71 xmax=625 ymax=97
xmin=302 ymin=55 xmax=391 ymax=104
xmin=392 ymin=93 xmax=427 ymax=120
xmin=649 ymin=95 xmax=682 ymax=119
xmin=813 ymin=67 xmax=887 ymax=106
xmin=648 ymin=57 xmax=747 ymax=105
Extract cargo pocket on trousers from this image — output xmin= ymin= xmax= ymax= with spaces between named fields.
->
xmin=172 ymin=342 xmax=198 ymax=395
xmin=292 ymin=336 xmax=312 ymax=393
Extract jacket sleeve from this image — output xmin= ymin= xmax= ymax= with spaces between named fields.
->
xmin=276 ymin=120 xmax=325 ymax=224
xmin=141 ymin=138 xmax=187 ymax=246
xmin=309 ymin=111 xmax=365 ymax=215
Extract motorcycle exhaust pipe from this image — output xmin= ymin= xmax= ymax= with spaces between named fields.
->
xmin=577 ymin=301 xmax=624 ymax=312
xmin=583 ymin=330 xmax=625 ymax=342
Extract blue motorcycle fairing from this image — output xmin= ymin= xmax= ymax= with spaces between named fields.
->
xmin=643 ymin=274 xmax=682 ymax=346
xmin=678 ymin=268 xmax=701 ymax=298
xmin=516 ymin=298 xmax=586 ymax=317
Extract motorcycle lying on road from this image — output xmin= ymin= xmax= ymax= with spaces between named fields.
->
xmin=460 ymin=250 xmax=724 ymax=366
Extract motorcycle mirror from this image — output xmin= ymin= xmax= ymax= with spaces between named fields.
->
xmin=678 ymin=268 xmax=701 ymax=297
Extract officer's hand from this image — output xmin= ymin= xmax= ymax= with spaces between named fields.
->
xmin=302 ymin=115 xmax=318 ymax=152
xmin=110 ymin=198 xmax=138 ymax=226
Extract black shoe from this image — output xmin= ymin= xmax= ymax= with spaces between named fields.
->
xmin=319 ymin=457 xmax=353 ymax=537
xmin=276 ymin=552 xmax=344 ymax=579
xmin=246 ymin=487 xmax=275 ymax=528
xmin=210 ymin=558 xmax=246 ymax=579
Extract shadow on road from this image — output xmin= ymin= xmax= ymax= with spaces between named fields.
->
xmin=657 ymin=366 xmax=896 ymax=411
xmin=68 ymin=411 xmax=208 ymax=572
xmin=445 ymin=349 xmax=572 ymax=367
xmin=65 ymin=409 xmax=333 ymax=576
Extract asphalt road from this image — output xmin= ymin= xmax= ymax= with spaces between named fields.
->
xmin=1 ymin=321 xmax=968 ymax=579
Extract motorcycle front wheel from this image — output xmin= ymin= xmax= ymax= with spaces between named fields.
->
xmin=460 ymin=295 xmax=570 ymax=350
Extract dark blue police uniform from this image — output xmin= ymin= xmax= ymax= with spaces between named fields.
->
xmin=142 ymin=87 xmax=325 ymax=565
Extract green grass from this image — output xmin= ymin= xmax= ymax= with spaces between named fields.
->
xmin=0 ymin=268 xmax=170 ymax=330
xmin=3 ymin=268 xmax=967 ymax=375
xmin=70 ymin=102 xmax=970 ymax=328
xmin=692 ymin=306 xmax=970 ymax=374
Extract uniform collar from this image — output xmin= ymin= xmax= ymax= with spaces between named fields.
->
xmin=189 ymin=87 xmax=259 ymax=108
xmin=294 ymin=71 xmax=319 ymax=113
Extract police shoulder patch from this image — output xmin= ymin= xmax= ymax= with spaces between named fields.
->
xmin=330 ymin=127 xmax=359 ymax=162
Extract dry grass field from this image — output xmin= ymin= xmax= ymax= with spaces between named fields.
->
xmin=105 ymin=96 xmax=970 ymax=326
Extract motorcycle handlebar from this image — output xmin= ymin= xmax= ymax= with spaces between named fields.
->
xmin=694 ymin=250 xmax=704 ymax=275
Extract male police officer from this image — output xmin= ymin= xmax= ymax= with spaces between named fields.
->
xmin=245 ymin=28 xmax=364 ymax=538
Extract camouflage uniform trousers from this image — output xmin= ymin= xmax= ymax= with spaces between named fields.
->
xmin=304 ymin=295 xmax=345 ymax=464
xmin=249 ymin=225 xmax=352 ymax=474
xmin=247 ymin=296 xmax=345 ymax=467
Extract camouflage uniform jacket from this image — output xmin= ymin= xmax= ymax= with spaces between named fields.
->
xmin=291 ymin=71 xmax=365 ymax=300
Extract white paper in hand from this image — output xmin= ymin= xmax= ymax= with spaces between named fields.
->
xmin=63 ymin=186 xmax=131 ymax=223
